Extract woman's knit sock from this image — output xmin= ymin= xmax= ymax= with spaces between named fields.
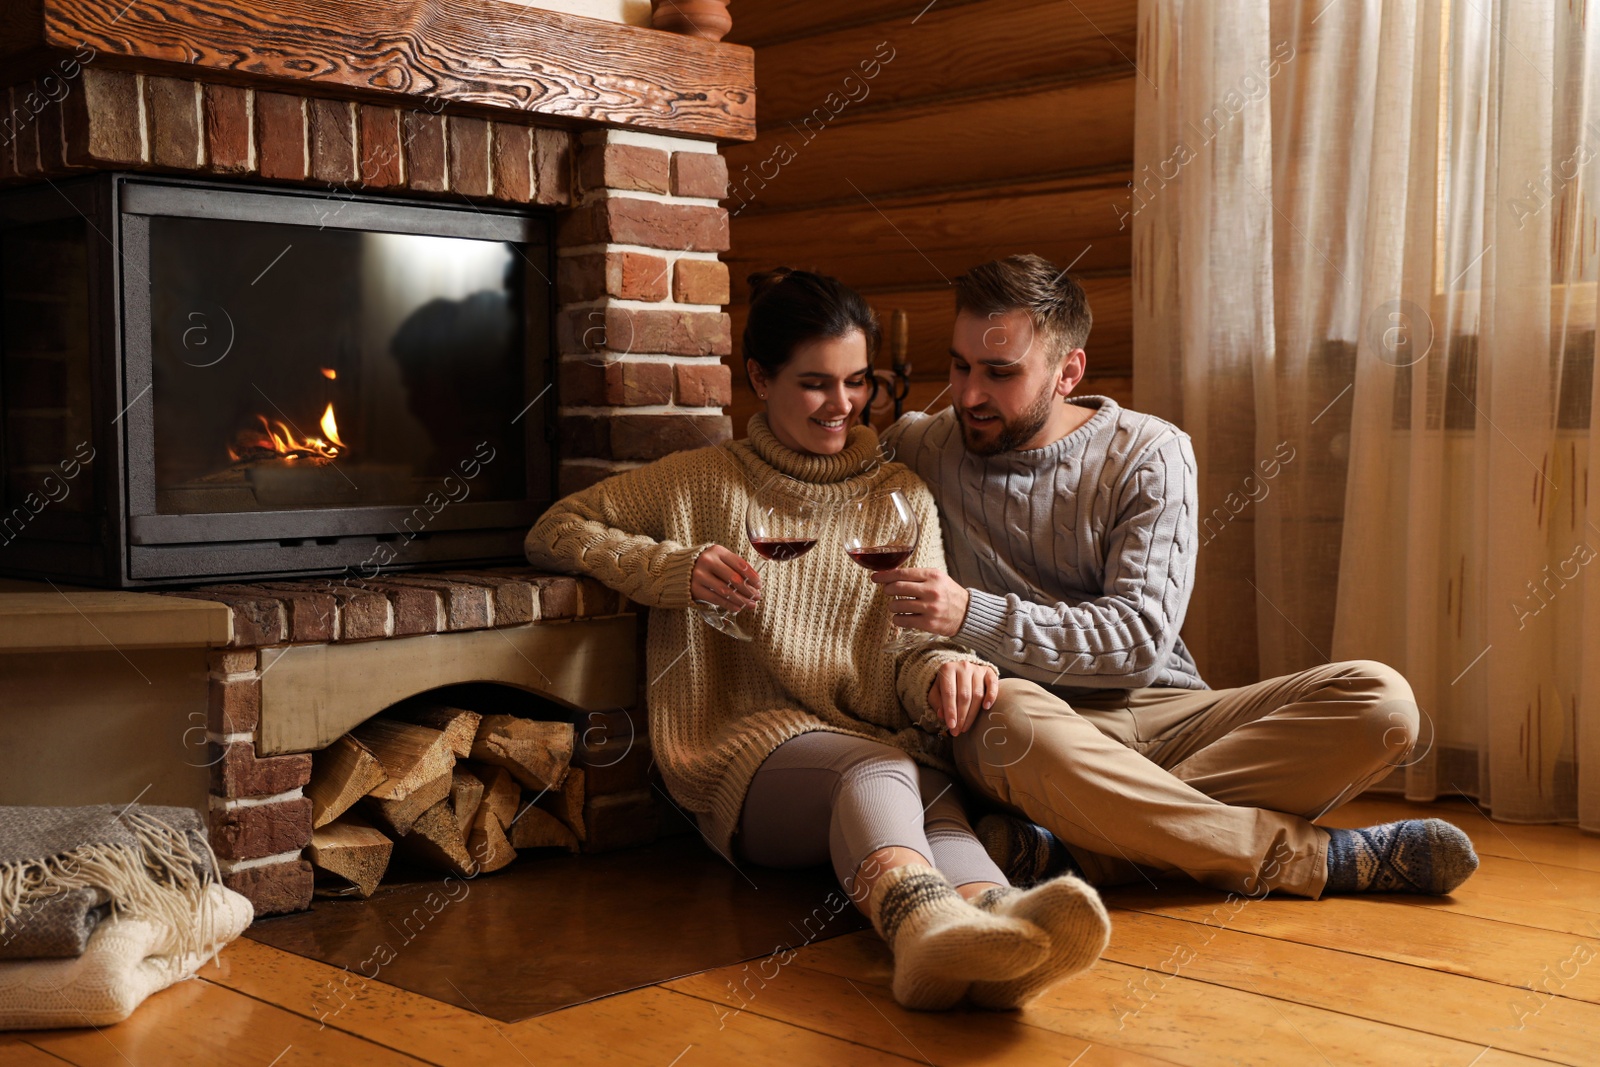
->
xmin=1324 ymin=819 xmax=1479 ymax=895
xmin=977 ymin=813 xmax=1082 ymax=888
xmin=968 ymin=875 xmax=1111 ymax=1010
xmin=869 ymin=864 xmax=1049 ymax=1012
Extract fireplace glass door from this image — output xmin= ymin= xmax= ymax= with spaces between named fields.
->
xmin=146 ymin=213 xmax=529 ymax=514
xmin=0 ymin=176 xmax=552 ymax=585
xmin=115 ymin=179 xmax=552 ymax=582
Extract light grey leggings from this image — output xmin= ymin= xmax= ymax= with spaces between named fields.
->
xmin=737 ymin=731 xmax=1007 ymax=895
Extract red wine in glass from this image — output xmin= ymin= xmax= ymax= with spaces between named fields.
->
xmin=843 ymin=489 xmax=924 ymax=651
xmin=751 ymin=537 xmax=819 ymax=562
xmin=846 ymin=544 xmax=914 ymax=571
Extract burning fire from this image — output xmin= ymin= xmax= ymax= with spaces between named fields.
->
xmin=228 ymin=403 xmax=346 ymax=463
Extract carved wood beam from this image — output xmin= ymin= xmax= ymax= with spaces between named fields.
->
xmin=1 ymin=0 xmax=756 ymax=142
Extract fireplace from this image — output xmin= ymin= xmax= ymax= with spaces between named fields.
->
xmin=0 ymin=173 xmax=554 ymax=586
xmin=0 ymin=0 xmax=751 ymax=593
xmin=0 ymin=0 xmax=752 ymax=915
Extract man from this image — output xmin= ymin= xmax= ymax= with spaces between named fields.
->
xmin=877 ymin=254 xmax=1477 ymax=899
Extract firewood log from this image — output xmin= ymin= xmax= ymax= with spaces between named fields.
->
xmin=465 ymin=803 xmax=518 ymax=874
xmin=507 ymin=802 xmax=580 ymax=853
xmin=536 ymin=766 xmax=586 ymax=842
xmin=352 ymin=718 xmax=456 ymax=800
xmin=388 ymin=703 xmax=482 ymax=759
xmin=450 ymin=768 xmax=486 ymax=847
xmin=397 ymin=799 xmax=475 ymax=877
xmin=363 ymin=770 xmax=451 ymax=837
xmin=469 ymin=762 xmax=521 ymax=831
xmin=307 ymin=735 xmax=388 ymax=828
xmin=307 ymin=814 xmax=392 ymax=898
xmin=469 ymin=715 xmax=574 ymax=791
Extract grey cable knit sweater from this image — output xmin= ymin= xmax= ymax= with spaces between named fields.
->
xmin=883 ymin=396 xmax=1207 ymax=695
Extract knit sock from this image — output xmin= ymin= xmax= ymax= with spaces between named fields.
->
xmin=868 ymin=864 xmax=1049 ymax=1012
xmin=1323 ymin=819 xmax=1479 ymax=895
xmin=977 ymin=813 xmax=1082 ymax=888
xmin=968 ymin=875 xmax=1112 ymax=1010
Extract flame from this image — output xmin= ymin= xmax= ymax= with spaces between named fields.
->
xmin=319 ymin=403 xmax=344 ymax=448
xmin=228 ymin=402 xmax=345 ymax=463
xmin=320 ymin=367 xmax=337 ymax=380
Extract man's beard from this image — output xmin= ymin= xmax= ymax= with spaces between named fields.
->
xmin=957 ymin=382 xmax=1056 ymax=456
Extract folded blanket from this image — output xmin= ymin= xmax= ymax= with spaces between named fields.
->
xmin=0 ymin=883 xmax=253 ymax=1029
xmin=0 ymin=888 xmax=108 ymax=959
xmin=0 ymin=805 xmax=218 ymax=961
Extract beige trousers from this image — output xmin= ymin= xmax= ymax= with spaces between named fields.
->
xmin=952 ymin=660 xmax=1420 ymax=898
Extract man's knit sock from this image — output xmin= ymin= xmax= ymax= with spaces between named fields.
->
xmin=1324 ymin=819 xmax=1479 ymax=895
xmin=869 ymin=864 xmax=1049 ymax=1012
xmin=968 ymin=875 xmax=1111 ymax=1010
xmin=977 ymin=813 xmax=1082 ymax=888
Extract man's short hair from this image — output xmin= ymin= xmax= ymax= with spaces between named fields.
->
xmin=954 ymin=254 xmax=1093 ymax=363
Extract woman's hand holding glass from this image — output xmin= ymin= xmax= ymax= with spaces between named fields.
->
xmin=691 ymin=545 xmax=761 ymax=613
xmin=692 ymin=477 xmax=820 ymax=641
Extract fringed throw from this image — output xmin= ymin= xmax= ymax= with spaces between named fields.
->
xmin=0 ymin=805 xmax=219 ymax=962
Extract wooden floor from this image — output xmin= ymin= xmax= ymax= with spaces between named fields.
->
xmin=6 ymin=797 xmax=1598 ymax=1066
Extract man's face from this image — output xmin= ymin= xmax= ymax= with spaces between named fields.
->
xmin=949 ymin=309 xmax=1062 ymax=455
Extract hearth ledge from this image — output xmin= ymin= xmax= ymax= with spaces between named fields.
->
xmin=0 ymin=582 xmax=232 ymax=652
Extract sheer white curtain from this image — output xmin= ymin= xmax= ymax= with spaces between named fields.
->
xmin=1133 ymin=0 xmax=1600 ymax=828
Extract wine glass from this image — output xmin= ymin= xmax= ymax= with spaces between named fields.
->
xmin=747 ymin=476 xmax=822 ymax=565
xmin=693 ymin=477 xmax=820 ymax=641
xmin=842 ymin=488 xmax=925 ymax=650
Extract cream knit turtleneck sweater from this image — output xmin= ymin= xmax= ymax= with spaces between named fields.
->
xmin=524 ymin=414 xmax=988 ymax=854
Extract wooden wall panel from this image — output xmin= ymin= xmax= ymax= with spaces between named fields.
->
xmin=730 ymin=0 xmax=965 ymax=47
xmin=752 ymin=0 xmax=1137 ymax=123
xmin=723 ymin=74 xmax=1133 ymax=214
xmin=725 ymin=174 xmax=1131 ymax=298
xmin=725 ymin=1 xmax=1139 ymax=434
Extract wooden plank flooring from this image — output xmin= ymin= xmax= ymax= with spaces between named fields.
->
xmin=8 ymin=798 xmax=1597 ymax=1065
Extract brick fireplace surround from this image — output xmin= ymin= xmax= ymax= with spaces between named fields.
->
xmin=0 ymin=1 xmax=754 ymax=915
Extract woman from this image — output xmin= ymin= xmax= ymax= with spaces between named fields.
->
xmin=525 ymin=269 xmax=1108 ymax=1011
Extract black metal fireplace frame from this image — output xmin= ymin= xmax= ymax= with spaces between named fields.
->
xmin=0 ymin=173 xmax=557 ymax=587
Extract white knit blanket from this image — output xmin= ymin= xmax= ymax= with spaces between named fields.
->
xmin=0 ymin=884 xmax=252 ymax=1030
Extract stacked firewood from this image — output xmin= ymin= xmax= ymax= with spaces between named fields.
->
xmin=303 ymin=704 xmax=586 ymax=897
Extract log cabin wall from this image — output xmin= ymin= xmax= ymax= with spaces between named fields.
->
xmin=722 ymin=0 xmax=1138 ymax=434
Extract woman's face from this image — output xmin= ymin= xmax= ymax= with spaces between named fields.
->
xmin=749 ymin=330 xmax=873 ymax=456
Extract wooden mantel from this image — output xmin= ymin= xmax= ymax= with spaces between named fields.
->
xmin=0 ymin=0 xmax=756 ymax=142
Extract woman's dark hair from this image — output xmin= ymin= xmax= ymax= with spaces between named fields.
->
xmin=742 ymin=268 xmax=880 ymax=388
